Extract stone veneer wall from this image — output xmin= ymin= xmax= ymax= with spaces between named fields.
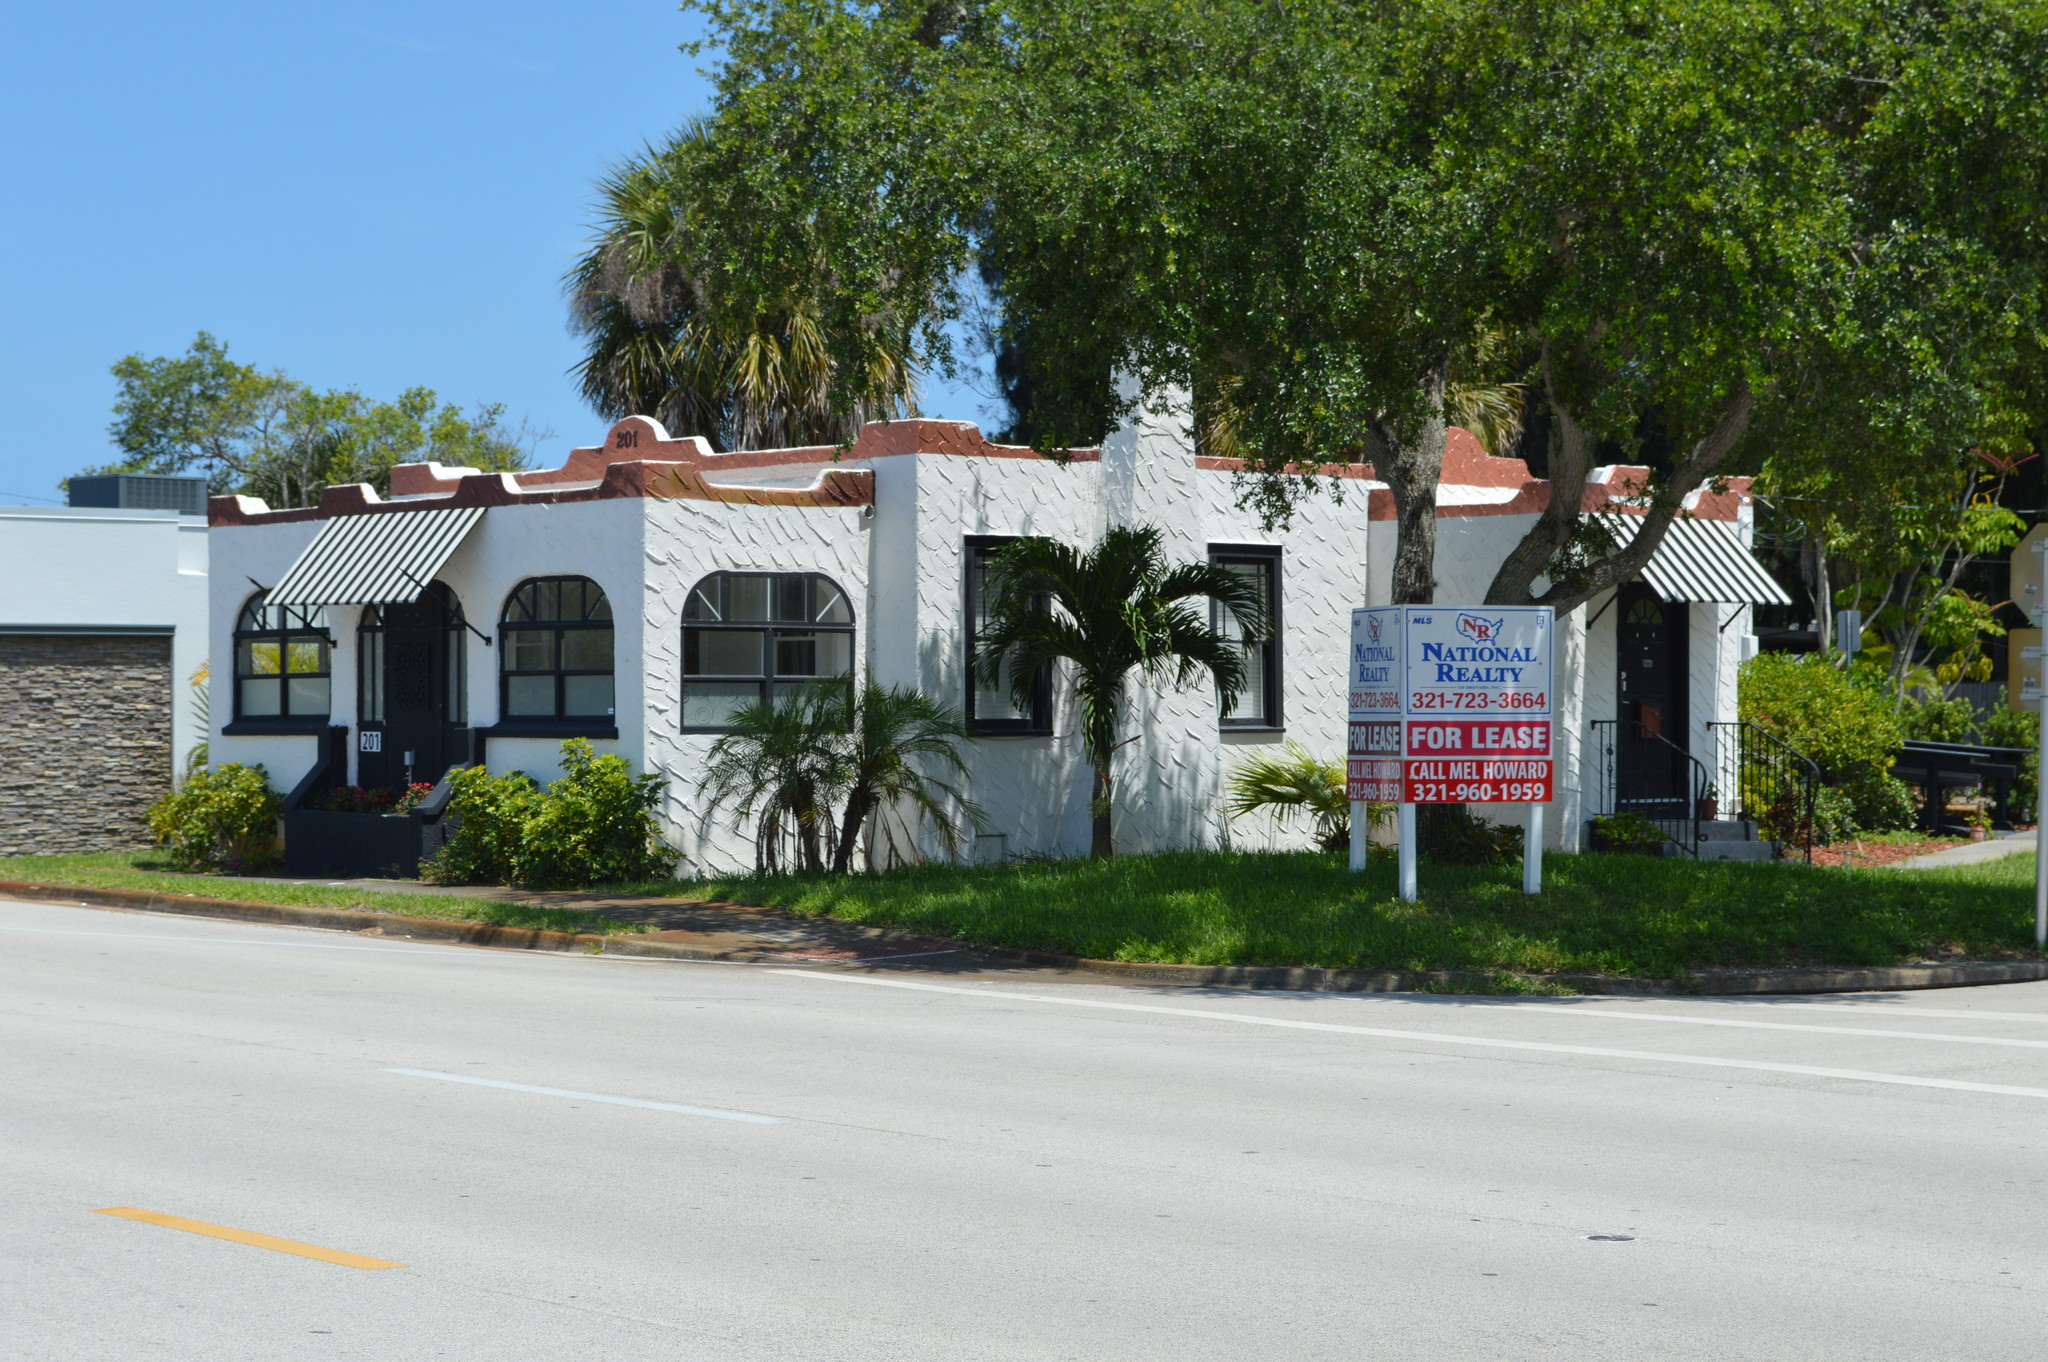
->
xmin=0 ymin=634 xmax=172 ymax=855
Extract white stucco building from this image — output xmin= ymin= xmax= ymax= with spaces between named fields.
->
xmin=204 ymin=400 xmax=1784 ymax=874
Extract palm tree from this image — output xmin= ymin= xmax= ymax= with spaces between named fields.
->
xmin=1223 ymin=742 xmax=1354 ymax=853
xmin=700 ymin=683 xmax=841 ymax=873
xmin=700 ymin=678 xmax=982 ymax=874
xmin=564 ymin=121 xmax=920 ymax=451
xmin=828 ymin=679 xmax=985 ymax=873
xmin=976 ymin=525 xmax=1268 ymax=858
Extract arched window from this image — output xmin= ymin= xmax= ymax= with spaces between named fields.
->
xmin=499 ymin=577 xmax=614 ymax=720
xmin=234 ymin=592 xmax=332 ymax=719
xmin=682 ymin=572 xmax=854 ymax=729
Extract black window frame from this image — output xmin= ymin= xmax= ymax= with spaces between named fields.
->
xmin=964 ymin=536 xmax=1053 ymax=735
xmin=231 ymin=591 xmax=333 ymax=723
xmin=498 ymin=576 xmax=616 ymax=724
xmin=1210 ymin=544 xmax=1283 ymax=731
xmin=680 ymin=571 xmax=857 ymax=733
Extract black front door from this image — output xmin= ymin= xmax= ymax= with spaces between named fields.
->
xmin=1615 ymin=584 xmax=1688 ymax=816
xmin=359 ymin=595 xmax=468 ymax=790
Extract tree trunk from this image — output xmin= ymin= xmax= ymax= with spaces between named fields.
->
xmin=796 ymin=779 xmax=825 ymax=874
xmin=1810 ymin=538 xmax=1832 ymax=651
xmin=830 ymin=791 xmax=870 ymax=875
xmin=1484 ymin=380 xmax=1755 ymax=613
xmin=1374 ymin=358 xmax=1450 ymax=607
xmin=1091 ymin=762 xmax=1114 ymax=858
xmin=1374 ymin=360 xmax=1456 ymax=848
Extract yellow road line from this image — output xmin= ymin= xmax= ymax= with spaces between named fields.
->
xmin=91 ymin=1207 xmax=403 ymax=1269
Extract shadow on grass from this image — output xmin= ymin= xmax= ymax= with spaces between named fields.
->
xmin=680 ymin=848 xmax=2044 ymax=978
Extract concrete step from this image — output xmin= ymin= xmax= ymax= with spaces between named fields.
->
xmin=1695 ymin=839 xmax=1779 ymax=862
xmin=1647 ymin=817 xmax=1764 ymax=843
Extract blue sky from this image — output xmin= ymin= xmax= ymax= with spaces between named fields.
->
xmin=0 ymin=1 xmax=991 ymax=504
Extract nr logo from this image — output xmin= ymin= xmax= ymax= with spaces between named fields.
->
xmin=1456 ymin=613 xmax=1503 ymax=643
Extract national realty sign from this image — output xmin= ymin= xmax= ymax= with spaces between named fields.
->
xmin=1347 ymin=606 xmax=1555 ymax=803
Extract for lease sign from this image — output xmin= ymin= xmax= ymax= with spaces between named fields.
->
xmin=1347 ymin=606 xmax=1555 ymax=803
xmin=1401 ymin=607 xmax=1552 ymax=713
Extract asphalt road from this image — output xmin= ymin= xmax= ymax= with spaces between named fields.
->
xmin=6 ymin=899 xmax=2047 ymax=1361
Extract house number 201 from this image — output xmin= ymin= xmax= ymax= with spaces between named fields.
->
xmin=614 ymin=428 xmax=639 ymax=449
xmin=359 ymin=731 xmax=382 ymax=752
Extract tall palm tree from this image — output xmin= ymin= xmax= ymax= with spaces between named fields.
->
xmin=564 ymin=121 xmax=920 ymax=451
xmin=976 ymin=525 xmax=1268 ymax=858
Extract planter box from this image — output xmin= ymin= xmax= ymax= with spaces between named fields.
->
xmin=283 ymin=808 xmax=448 ymax=879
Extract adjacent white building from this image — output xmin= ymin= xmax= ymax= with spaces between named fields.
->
xmin=204 ymin=401 xmax=1785 ymax=874
xmin=0 ymin=499 xmax=211 ymax=853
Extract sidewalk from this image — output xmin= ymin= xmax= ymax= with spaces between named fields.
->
xmin=1887 ymin=830 xmax=2036 ymax=871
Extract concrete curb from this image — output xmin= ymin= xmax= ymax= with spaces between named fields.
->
xmin=7 ymin=879 xmax=2047 ymax=996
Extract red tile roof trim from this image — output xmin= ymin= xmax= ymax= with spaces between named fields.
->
xmin=210 ymin=457 xmax=874 ymax=526
xmin=1196 ymin=427 xmax=1748 ymax=523
xmin=219 ymin=416 xmax=1079 ymax=525
xmin=211 ymin=417 xmax=1747 ymax=527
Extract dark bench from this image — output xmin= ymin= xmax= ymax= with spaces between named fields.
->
xmin=1888 ymin=740 xmax=2026 ymax=832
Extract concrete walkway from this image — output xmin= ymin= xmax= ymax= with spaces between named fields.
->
xmin=1888 ymin=829 xmax=2036 ymax=870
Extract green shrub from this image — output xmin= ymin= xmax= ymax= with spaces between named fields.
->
xmin=1590 ymin=810 xmax=1667 ymax=854
xmin=1979 ymin=705 xmax=2040 ymax=818
xmin=423 ymin=766 xmax=541 ymax=885
xmin=1834 ymin=773 xmax=1914 ymax=833
xmin=1427 ymin=808 xmax=1523 ymax=865
xmin=1739 ymin=653 xmax=1906 ymax=832
xmin=511 ymin=739 xmax=677 ymax=889
xmin=1751 ymin=779 xmax=1857 ymax=848
xmin=1901 ymin=695 xmax=1976 ymax=743
xmin=146 ymin=763 xmax=282 ymax=870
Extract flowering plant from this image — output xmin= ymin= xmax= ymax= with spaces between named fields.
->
xmin=314 ymin=783 xmax=435 ymax=814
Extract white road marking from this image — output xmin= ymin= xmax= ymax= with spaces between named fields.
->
xmin=1681 ymin=1001 xmax=2048 ymax=1025
xmin=382 ymin=1068 xmax=784 ymax=1124
xmin=777 ymin=972 xmax=2048 ymax=1101
xmin=1515 ymin=1005 xmax=2048 ymax=1050
xmin=0 ymin=923 xmax=446 ymax=953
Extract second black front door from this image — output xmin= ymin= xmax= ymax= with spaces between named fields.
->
xmin=359 ymin=595 xmax=469 ymax=789
xmin=1615 ymin=584 xmax=1689 ymax=815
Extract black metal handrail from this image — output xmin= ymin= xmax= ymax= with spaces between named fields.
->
xmin=1708 ymin=720 xmax=1826 ymax=864
xmin=1588 ymin=718 xmax=1713 ymax=857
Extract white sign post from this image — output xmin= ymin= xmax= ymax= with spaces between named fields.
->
xmin=1351 ymin=605 xmax=1556 ymax=900
xmin=2037 ymin=541 xmax=2047 ymax=950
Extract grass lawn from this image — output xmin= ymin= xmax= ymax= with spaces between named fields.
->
xmin=0 ymin=851 xmax=647 ymax=937
xmin=681 ymin=848 xmax=2044 ymax=982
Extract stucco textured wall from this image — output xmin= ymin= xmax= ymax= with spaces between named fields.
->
xmin=640 ymin=496 xmax=871 ymax=874
xmin=1201 ymin=457 xmax=1371 ymax=851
